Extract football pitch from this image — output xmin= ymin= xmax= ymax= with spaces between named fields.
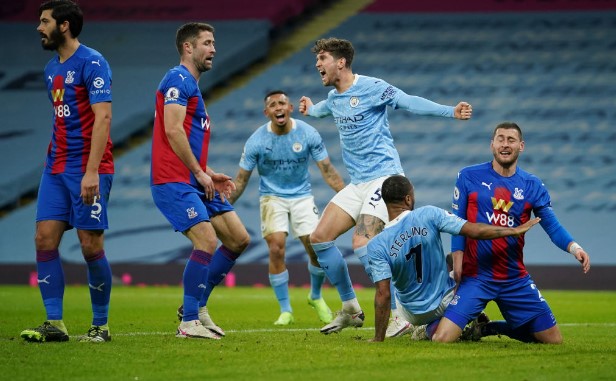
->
xmin=1 ymin=285 xmax=615 ymax=381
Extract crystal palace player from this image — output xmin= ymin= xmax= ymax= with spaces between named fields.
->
xmin=431 ymin=122 xmax=591 ymax=343
xmin=21 ymin=0 xmax=114 ymax=343
xmin=150 ymin=22 xmax=250 ymax=340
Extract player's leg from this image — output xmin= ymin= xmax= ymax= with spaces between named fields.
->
xmin=72 ymin=173 xmax=113 ymax=343
xmin=152 ymin=183 xmax=219 ymax=339
xmin=311 ymin=186 xmax=364 ymax=334
xmin=432 ymin=277 xmax=493 ymax=343
xmin=483 ymin=277 xmax=562 ymax=344
xmin=21 ymin=173 xmax=71 ymax=343
xmin=201 ymin=204 xmax=250 ymax=334
xmin=292 ymin=196 xmax=332 ymax=323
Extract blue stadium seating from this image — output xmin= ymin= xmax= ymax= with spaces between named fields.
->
xmin=1 ymin=10 xmax=614 ymax=268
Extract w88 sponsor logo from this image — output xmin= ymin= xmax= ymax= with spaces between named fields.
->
xmin=485 ymin=211 xmax=515 ymax=227
xmin=54 ymin=104 xmax=71 ymax=118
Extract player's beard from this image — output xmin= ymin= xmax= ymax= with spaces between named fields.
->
xmin=41 ymin=26 xmax=65 ymax=51
xmin=194 ymin=57 xmax=213 ymax=73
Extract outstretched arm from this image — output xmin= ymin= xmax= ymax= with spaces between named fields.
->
xmin=459 ymin=217 xmax=541 ymax=240
xmin=316 ymin=157 xmax=345 ymax=192
xmin=453 ymin=102 xmax=472 ymax=120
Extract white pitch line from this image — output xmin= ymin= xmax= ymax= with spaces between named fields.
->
xmin=100 ymin=323 xmax=616 ymax=337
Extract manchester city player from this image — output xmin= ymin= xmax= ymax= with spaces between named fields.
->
xmin=432 ymin=122 xmax=591 ymax=343
xmin=229 ymin=90 xmax=344 ymax=326
xmin=21 ymin=0 xmax=114 ymax=343
xmin=298 ymin=37 xmax=472 ymax=334
xmin=367 ymin=175 xmax=540 ymax=342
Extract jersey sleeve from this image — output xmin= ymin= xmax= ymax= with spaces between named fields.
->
xmin=393 ymin=92 xmax=454 ymax=117
xmin=451 ymin=170 xmax=469 ymax=252
xmin=308 ymin=99 xmax=331 ymax=118
xmin=239 ymin=133 xmax=259 ymax=171
xmin=430 ymin=206 xmax=466 ymax=235
xmin=306 ymin=126 xmax=328 ymax=162
xmin=367 ymin=237 xmax=393 ymax=283
xmin=83 ymin=54 xmax=112 ymax=104
xmin=532 ymin=180 xmax=575 ymax=252
xmin=160 ymin=73 xmax=191 ymax=107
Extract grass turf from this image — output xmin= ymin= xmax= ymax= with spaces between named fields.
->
xmin=1 ymin=286 xmax=615 ymax=381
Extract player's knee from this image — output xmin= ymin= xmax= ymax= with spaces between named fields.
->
xmin=231 ymin=231 xmax=250 ymax=254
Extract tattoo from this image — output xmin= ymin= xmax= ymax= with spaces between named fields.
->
xmin=355 ymin=215 xmax=385 ymax=240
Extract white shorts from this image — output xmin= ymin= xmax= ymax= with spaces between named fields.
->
xmin=329 ymin=175 xmax=398 ymax=223
xmin=259 ymin=195 xmax=319 ymax=238
xmin=395 ymin=288 xmax=455 ymax=325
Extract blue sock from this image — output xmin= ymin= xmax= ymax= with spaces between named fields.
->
xmin=426 ymin=318 xmax=441 ymax=340
xmin=312 ymin=241 xmax=355 ymax=302
xmin=36 ymin=250 xmax=64 ymax=321
xmin=355 ymin=245 xmax=373 ymax=282
xmin=86 ymin=251 xmax=112 ymax=326
xmin=483 ymin=321 xmax=538 ymax=343
xmin=308 ymin=263 xmax=326 ymax=300
xmin=269 ymin=270 xmax=291 ymax=313
xmin=183 ymin=250 xmax=212 ymax=322
xmin=199 ymin=245 xmax=238 ymax=307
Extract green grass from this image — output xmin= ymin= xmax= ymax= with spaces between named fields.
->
xmin=1 ymin=286 xmax=615 ymax=381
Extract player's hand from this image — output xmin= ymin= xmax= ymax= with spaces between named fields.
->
xmin=196 ymin=171 xmax=215 ymax=200
xmin=211 ymin=172 xmax=235 ymax=202
xmin=454 ymin=102 xmax=472 ymax=120
xmin=573 ymin=248 xmax=591 ymax=274
xmin=80 ymin=171 xmax=100 ymax=205
xmin=299 ymin=96 xmax=313 ymax=115
xmin=514 ymin=217 xmax=541 ymax=235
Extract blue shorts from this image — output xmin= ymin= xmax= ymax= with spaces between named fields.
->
xmin=36 ymin=172 xmax=113 ymax=230
xmin=443 ymin=275 xmax=556 ymax=331
xmin=151 ymin=182 xmax=234 ymax=233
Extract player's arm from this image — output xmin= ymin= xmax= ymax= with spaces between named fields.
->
xmin=81 ymin=101 xmax=111 ymax=205
xmin=316 ymin=157 xmax=345 ymax=192
xmin=451 ymin=250 xmax=463 ymax=286
xmin=371 ymin=278 xmax=391 ymax=343
xmin=459 ymin=218 xmax=541 ymax=239
xmin=395 ymin=92 xmax=472 ymax=120
xmin=163 ymin=103 xmax=215 ymax=199
xmin=206 ymin=166 xmax=235 ymax=203
xmin=299 ymin=97 xmax=330 ymax=117
xmin=228 ymin=168 xmax=252 ymax=205
xmin=535 ymin=205 xmax=591 ymax=273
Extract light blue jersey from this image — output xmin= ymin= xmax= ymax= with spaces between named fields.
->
xmin=308 ymin=75 xmax=454 ymax=184
xmin=239 ymin=118 xmax=328 ymax=198
xmin=367 ymin=206 xmax=466 ymax=315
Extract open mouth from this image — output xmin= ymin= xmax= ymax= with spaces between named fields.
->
xmin=275 ymin=113 xmax=285 ymax=123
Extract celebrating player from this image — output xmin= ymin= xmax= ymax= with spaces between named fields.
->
xmin=229 ymin=90 xmax=344 ymax=325
xmin=298 ymin=37 xmax=472 ymax=334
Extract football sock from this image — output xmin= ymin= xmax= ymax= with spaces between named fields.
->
xmin=183 ymin=250 xmax=212 ymax=322
xmin=482 ymin=321 xmax=538 ymax=343
xmin=355 ymin=245 xmax=373 ymax=282
xmin=36 ymin=250 xmax=64 ymax=321
xmin=269 ymin=270 xmax=292 ymax=313
xmin=312 ymin=241 xmax=355 ymax=302
xmin=426 ymin=319 xmax=441 ymax=340
xmin=308 ymin=263 xmax=326 ymax=300
xmin=85 ymin=250 xmax=112 ymax=326
xmin=199 ymin=245 xmax=238 ymax=307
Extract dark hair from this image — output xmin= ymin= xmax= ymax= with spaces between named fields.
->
xmin=382 ymin=175 xmax=414 ymax=204
xmin=175 ymin=22 xmax=215 ymax=55
xmin=264 ymin=90 xmax=288 ymax=102
xmin=311 ymin=38 xmax=354 ymax=68
xmin=492 ymin=122 xmax=523 ymax=141
xmin=39 ymin=0 xmax=83 ymax=38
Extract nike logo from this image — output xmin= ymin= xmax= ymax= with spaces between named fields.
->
xmin=89 ymin=282 xmax=105 ymax=292
xmin=481 ymin=182 xmax=492 ymax=190
xmin=37 ymin=275 xmax=51 ymax=284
